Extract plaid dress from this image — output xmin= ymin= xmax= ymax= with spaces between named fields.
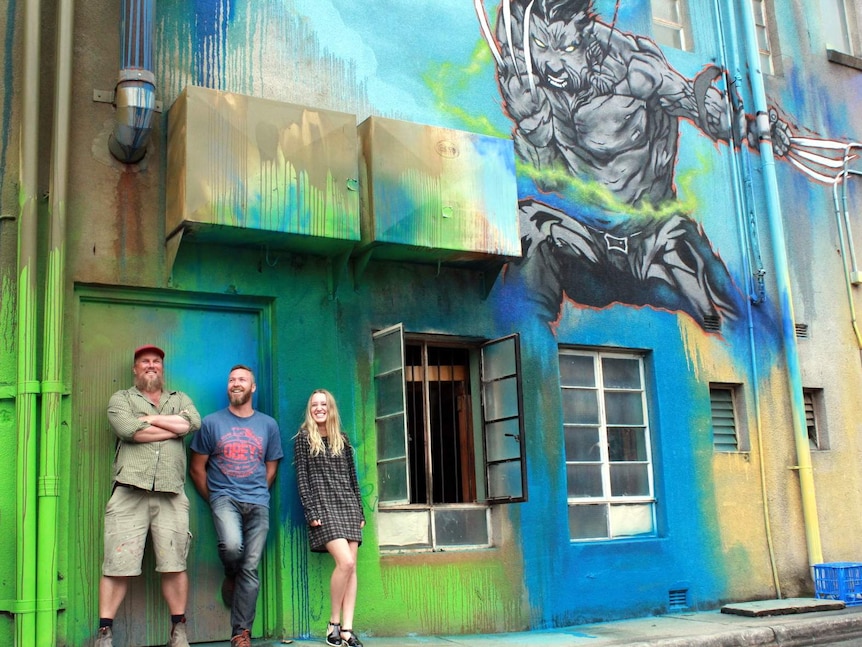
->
xmin=294 ymin=430 xmax=364 ymax=552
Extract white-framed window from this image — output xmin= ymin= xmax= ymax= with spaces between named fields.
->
xmin=822 ymin=0 xmax=859 ymax=56
xmin=752 ymin=0 xmax=775 ymax=75
xmin=373 ymin=324 xmax=527 ymax=552
xmin=560 ymin=349 xmax=656 ymax=541
xmin=652 ymin=0 xmax=694 ymax=52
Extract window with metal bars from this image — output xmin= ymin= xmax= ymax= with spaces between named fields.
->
xmin=373 ymin=324 xmax=527 ymax=551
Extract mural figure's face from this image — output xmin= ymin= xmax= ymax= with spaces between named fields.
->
xmin=133 ymin=352 xmax=164 ymax=392
xmin=529 ymin=15 xmax=591 ymax=94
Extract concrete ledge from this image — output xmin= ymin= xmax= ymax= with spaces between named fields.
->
xmin=721 ymin=597 xmax=846 ymax=617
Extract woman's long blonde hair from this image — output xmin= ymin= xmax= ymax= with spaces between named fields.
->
xmin=300 ymin=388 xmax=346 ymax=456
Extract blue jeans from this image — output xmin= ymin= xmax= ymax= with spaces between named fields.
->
xmin=210 ymin=496 xmax=270 ymax=636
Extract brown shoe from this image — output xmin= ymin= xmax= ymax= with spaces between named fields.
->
xmin=230 ymin=628 xmax=251 ymax=647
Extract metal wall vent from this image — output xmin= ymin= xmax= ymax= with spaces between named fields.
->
xmin=795 ymin=323 xmax=809 ymax=338
xmin=668 ymin=588 xmax=689 ymax=610
xmin=703 ymin=315 xmax=721 ymax=333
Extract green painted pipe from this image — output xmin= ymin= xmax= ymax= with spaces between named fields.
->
xmin=35 ymin=0 xmax=75 ymax=642
xmin=17 ymin=0 xmax=42 ymax=643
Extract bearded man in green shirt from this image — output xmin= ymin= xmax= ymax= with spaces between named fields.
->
xmin=95 ymin=345 xmax=201 ymax=647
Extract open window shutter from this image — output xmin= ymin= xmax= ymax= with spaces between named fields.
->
xmin=481 ymin=333 xmax=527 ymax=503
xmin=372 ymin=324 xmax=410 ymax=505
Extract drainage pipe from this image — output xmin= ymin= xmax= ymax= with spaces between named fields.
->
xmin=35 ymin=0 xmax=75 ymax=643
xmin=713 ymin=0 xmax=781 ymax=598
xmin=737 ymin=0 xmax=823 ymax=568
xmin=832 ymin=160 xmax=862 ymax=350
xmin=16 ymin=0 xmax=42 ymax=643
xmin=109 ymin=0 xmax=156 ymax=163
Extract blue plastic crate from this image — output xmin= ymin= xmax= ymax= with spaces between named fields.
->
xmin=814 ymin=562 xmax=862 ymax=606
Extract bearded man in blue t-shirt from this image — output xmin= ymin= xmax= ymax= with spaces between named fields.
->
xmin=190 ymin=364 xmax=283 ymax=647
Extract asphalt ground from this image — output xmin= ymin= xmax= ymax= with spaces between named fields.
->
xmin=187 ymin=598 xmax=862 ymax=647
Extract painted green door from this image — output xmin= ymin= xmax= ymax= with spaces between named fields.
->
xmin=67 ymin=287 xmax=275 ymax=646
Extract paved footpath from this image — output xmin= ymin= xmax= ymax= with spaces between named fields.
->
xmin=201 ymin=599 xmax=862 ymax=647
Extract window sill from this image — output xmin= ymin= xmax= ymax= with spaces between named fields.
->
xmin=827 ymin=49 xmax=862 ymax=71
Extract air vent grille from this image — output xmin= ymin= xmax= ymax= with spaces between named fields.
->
xmin=669 ymin=588 xmax=689 ymax=611
xmin=795 ymin=323 xmax=809 ymax=338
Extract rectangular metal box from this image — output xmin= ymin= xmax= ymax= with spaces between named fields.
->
xmin=357 ymin=116 xmax=520 ymax=264
xmin=166 ymin=85 xmax=360 ymax=255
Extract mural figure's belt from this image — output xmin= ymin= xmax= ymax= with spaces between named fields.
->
xmin=598 ymin=230 xmax=641 ymax=254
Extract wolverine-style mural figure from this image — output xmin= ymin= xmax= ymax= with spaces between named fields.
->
xmin=475 ymin=0 xmax=806 ymax=328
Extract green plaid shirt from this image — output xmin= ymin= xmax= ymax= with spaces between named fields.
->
xmin=107 ymin=386 xmax=201 ymax=493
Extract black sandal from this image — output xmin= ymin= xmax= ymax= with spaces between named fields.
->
xmin=325 ymin=622 xmax=342 ymax=646
xmin=341 ymin=628 xmax=363 ymax=647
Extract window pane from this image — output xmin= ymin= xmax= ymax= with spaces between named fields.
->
xmin=569 ymin=504 xmax=608 ymax=540
xmin=609 ymin=463 xmax=650 ymax=496
xmin=609 ymin=504 xmax=655 ymax=537
xmin=653 ymin=23 xmax=684 ymax=49
xmin=486 ymin=418 xmax=521 ymax=462
xmin=378 ymin=510 xmax=431 ymax=548
xmin=484 ymin=375 xmax=518 ymax=421
xmin=607 ymin=427 xmax=647 ymax=461
xmin=377 ymin=414 xmax=407 ymax=462
xmin=566 ymin=464 xmax=602 ymax=497
xmin=601 ymin=357 xmax=641 ymax=389
xmin=559 ymin=353 xmax=595 ymax=387
xmin=378 ymin=459 xmax=409 ymax=503
xmin=482 ymin=335 xmax=515 ymax=380
xmin=488 ymin=460 xmax=523 ymax=499
xmin=374 ymin=326 xmax=404 ymax=375
xmin=376 ymin=371 xmax=404 ymax=418
xmin=565 ymin=426 xmax=601 ymax=461
xmin=561 ymin=388 xmax=599 ymax=424
xmin=652 ymin=0 xmax=680 ymax=22
xmin=604 ymin=391 xmax=643 ymax=425
xmin=434 ymin=507 xmax=489 ymax=546
xmin=822 ymin=0 xmax=852 ymax=53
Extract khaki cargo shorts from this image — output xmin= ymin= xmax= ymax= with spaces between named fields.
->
xmin=102 ymin=486 xmax=192 ymax=576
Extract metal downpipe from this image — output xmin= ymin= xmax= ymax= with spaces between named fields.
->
xmin=16 ymin=0 xmax=41 ymax=642
xmin=35 ymin=0 xmax=75 ymax=643
xmin=738 ymin=0 xmax=823 ymax=569
xmin=109 ymin=0 xmax=156 ymax=164
xmin=714 ymin=0 xmax=781 ymax=598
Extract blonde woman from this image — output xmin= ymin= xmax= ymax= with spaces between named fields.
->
xmin=295 ymin=389 xmax=365 ymax=647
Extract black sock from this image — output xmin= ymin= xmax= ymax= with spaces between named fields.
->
xmin=99 ymin=618 xmax=113 ymax=629
xmin=171 ymin=614 xmax=186 ymax=624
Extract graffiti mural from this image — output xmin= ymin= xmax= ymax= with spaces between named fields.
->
xmin=475 ymin=0 xmax=799 ymax=328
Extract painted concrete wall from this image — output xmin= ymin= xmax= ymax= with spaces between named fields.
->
xmin=3 ymin=0 xmax=862 ymax=645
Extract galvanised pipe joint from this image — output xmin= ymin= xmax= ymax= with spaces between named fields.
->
xmin=108 ymin=68 xmax=156 ymax=164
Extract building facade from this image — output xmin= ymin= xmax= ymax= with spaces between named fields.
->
xmin=2 ymin=0 xmax=862 ymax=645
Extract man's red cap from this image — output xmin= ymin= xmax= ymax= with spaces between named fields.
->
xmin=134 ymin=344 xmax=165 ymax=360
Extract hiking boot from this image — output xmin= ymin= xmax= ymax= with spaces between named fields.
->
xmin=167 ymin=618 xmax=189 ymax=647
xmin=95 ymin=626 xmax=113 ymax=647
xmin=230 ymin=628 xmax=251 ymax=647
xmin=221 ymin=574 xmax=236 ymax=608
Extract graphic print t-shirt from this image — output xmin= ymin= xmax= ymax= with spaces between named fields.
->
xmin=191 ymin=408 xmax=284 ymax=506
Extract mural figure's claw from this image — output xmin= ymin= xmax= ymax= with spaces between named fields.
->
xmin=475 ymin=0 xmax=504 ymax=68
xmin=786 ymin=137 xmax=862 ymax=184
